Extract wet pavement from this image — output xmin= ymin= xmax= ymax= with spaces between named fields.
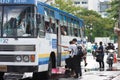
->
xmin=50 ymin=54 xmax=120 ymax=80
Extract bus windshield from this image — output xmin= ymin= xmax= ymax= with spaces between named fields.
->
xmin=1 ymin=5 xmax=37 ymax=38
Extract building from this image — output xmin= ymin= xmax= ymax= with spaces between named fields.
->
xmin=99 ymin=0 xmax=111 ymax=17
xmin=74 ymin=0 xmax=88 ymax=9
xmin=73 ymin=0 xmax=111 ymax=18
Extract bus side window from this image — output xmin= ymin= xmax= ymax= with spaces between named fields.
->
xmin=38 ymin=16 xmax=45 ymax=37
xmin=61 ymin=26 xmax=67 ymax=36
xmin=45 ymin=22 xmax=53 ymax=33
xmin=74 ymin=28 xmax=78 ymax=37
xmin=36 ymin=14 xmax=41 ymax=24
xmin=51 ymin=23 xmax=56 ymax=34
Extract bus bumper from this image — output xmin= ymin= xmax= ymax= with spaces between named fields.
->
xmin=0 ymin=66 xmax=38 ymax=73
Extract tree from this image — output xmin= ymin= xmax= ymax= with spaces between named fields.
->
xmin=107 ymin=0 xmax=120 ymax=20
xmin=51 ymin=0 xmax=82 ymax=15
xmin=107 ymin=0 xmax=120 ymax=57
xmin=78 ymin=9 xmax=115 ymax=41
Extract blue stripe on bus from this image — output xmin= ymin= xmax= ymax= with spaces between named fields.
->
xmin=38 ymin=57 xmax=49 ymax=65
xmin=38 ymin=55 xmax=69 ymax=65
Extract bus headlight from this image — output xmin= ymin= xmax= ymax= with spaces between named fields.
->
xmin=23 ymin=55 xmax=29 ymax=62
xmin=15 ymin=55 xmax=22 ymax=62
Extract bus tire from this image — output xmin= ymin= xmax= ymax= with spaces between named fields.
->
xmin=0 ymin=72 xmax=4 ymax=80
xmin=47 ymin=52 xmax=56 ymax=78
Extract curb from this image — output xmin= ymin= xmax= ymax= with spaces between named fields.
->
xmin=112 ymin=74 xmax=120 ymax=80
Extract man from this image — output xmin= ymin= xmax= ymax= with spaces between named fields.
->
xmin=72 ymin=38 xmax=82 ymax=78
xmin=58 ymin=40 xmax=76 ymax=76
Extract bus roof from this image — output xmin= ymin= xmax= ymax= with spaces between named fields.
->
xmin=0 ymin=0 xmax=37 ymax=5
xmin=37 ymin=2 xmax=84 ymax=27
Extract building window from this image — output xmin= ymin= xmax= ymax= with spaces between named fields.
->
xmin=74 ymin=2 xmax=80 ymax=4
xmin=82 ymin=1 xmax=87 ymax=4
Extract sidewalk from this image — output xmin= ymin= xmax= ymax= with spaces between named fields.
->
xmin=80 ymin=55 xmax=120 ymax=80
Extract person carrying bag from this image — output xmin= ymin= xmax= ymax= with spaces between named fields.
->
xmin=95 ymin=42 xmax=105 ymax=69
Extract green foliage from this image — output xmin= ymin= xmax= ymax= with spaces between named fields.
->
xmin=107 ymin=0 xmax=120 ymax=20
xmin=51 ymin=0 xmax=81 ymax=15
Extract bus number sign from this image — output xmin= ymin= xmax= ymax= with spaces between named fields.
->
xmin=0 ymin=0 xmax=35 ymax=4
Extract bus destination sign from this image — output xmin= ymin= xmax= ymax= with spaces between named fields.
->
xmin=0 ymin=0 xmax=36 ymax=4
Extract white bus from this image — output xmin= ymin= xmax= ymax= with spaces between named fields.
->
xmin=0 ymin=0 xmax=85 ymax=79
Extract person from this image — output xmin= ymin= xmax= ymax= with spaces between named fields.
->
xmin=46 ymin=24 xmax=53 ymax=33
xmin=72 ymin=38 xmax=82 ymax=78
xmin=61 ymin=27 xmax=67 ymax=35
xmin=105 ymin=43 xmax=114 ymax=55
xmin=96 ymin=42 xmax=105 ymax=70
xmin=17 ymin=21 xmax=26 ymax=36
xmin=74 ymin=29 xmax=78 ymax=37
xmin=58 ymin=40 xmax=76 ymax=77
xmin=58 ymin=41 xmax=75 ymax=58
xmin=92 ymin=43 xmax=98 ymax=58
xmin=81 ymin=44 xmax=88 ymax=66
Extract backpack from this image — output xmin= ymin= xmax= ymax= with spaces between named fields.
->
xmin=77 ymin=46 xmax=84 ymax=57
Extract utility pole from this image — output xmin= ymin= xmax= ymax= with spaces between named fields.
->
xmin=117 ymin=0 xmax=120 ymax=58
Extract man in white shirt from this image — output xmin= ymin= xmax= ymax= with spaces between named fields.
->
xmin=72 ymin=38 xmax=82 ymax=78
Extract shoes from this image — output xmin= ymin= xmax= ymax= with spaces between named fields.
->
xmin=73 ymin=73 xmax=79 ymax=78
xmin=85 ymin=63 xmax=88 ymax=66
xmin=79 ymin=76 xmax=82 ymax=79
xmin=73 ymin=75 xmax=78 ymax=78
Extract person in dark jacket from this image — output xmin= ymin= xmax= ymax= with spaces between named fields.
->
xmin=96 ymin=42 xmax=105 ymax=70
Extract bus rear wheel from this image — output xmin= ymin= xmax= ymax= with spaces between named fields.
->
xmin=47 ymin=52 xmax=56 ymax=78
xmin=47 ymin=58 xmax=52 ymax=78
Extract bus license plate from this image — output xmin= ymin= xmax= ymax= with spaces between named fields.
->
xmin=0 ymin=65 xmax=7 ymax=72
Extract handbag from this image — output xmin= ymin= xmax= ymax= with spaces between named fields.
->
xmin=96 ymin=55 xmax=102 ymax=62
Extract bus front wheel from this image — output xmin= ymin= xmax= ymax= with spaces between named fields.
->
xmin=0 ymin=72 xmax=4 ymax=80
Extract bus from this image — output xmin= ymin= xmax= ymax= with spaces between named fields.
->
xmin=0 ymin=0 xmax=85 ymax=79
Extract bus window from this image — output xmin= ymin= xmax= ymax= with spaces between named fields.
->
xmin=61 ymin=26 xmax=67 ymax=36
xmin=45 ymin=22 xmax=53 ymax=33
xmin=36 ymin=14 xmax=41 ymax=24
xmin=79 ymin=28 xmax=81 ymax=37
xmin=3 ymin=6 xmax=37 ymax=37
xmin=38 ymin=16 xmax=45 ymax=37
xmin=51 ymin=23 xmax=56 ymax=34
xmin=74 ymin=28 xmax=78 ymax=37
xmin=0 ymin=7 xmax=2 ymax=37
xmin=44 ymin=8 xmax=49 ymax=16
xmin=70 ymin=19 xmax=74 ymax=36
xmin=50 ymin=10 xmax=54 ymax=18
